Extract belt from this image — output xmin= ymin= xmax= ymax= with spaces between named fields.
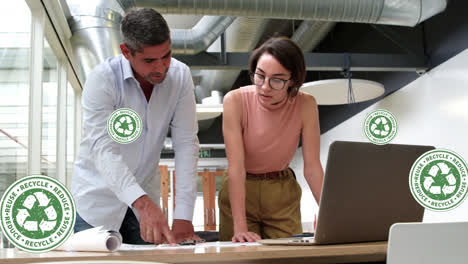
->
xmin=246 ymin=168 xmax=290 ymax=180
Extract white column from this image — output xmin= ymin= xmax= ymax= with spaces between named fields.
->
xmin=74 ymin=92 xmax=82 ymax=157
xmin=56 ymin=59 xmax=68 ymax=184
xmin=68 ymin=91 xmax=82 ymax=189
xmin=27 ymin=3 xmax=45 ymax=177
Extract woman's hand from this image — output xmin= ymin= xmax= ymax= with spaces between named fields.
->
xmin=232 ymin=231 xmax=261 ymax=242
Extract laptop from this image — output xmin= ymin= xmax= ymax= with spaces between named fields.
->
xmin=259 ymin=140 xmax=434 ymax=245
xmin=387 ymin=222 xmax=468 ymax=264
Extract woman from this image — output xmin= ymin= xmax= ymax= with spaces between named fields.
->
xmin=219 ymin=37 xmax=324 ymax=242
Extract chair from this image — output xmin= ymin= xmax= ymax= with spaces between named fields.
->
xmin=159 ymin=165 xmax=170 ymax=219
xmin=159 ymin=166 xmax=224 ymax=231
xmin=198 ymin=169 xmax=224 ymax=231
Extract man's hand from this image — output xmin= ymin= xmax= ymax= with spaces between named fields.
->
xmin=132 ymin=195 xmax=175 ymax=245
xmin=172 ymin=219 xmax=201 ymax=243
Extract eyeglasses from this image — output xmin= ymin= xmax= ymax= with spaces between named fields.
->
xmin=250 ymin=72 xmax=291 ymax=91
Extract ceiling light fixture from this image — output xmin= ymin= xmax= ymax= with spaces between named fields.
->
xmin=300 ymin=54 xmax=385 ymax=105
xmin=300 ymin=79 xmax=385 ymax=105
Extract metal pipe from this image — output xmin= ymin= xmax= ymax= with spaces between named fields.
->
xmin=171 ymin=16 xmax=236 ymax=55
xmin=292 ymin=21 xmax=336 ymax=52
xmin=128 ymin=0 xmax=447 ymax=27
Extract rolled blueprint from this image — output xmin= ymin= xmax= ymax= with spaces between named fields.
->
xmin=55 ymin=226 xmax=122 ymax=252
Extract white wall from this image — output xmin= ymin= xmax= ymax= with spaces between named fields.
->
xmin=299 ymin=48 xmax=468 ymax=223
xmin=290 ymin=148 xmax=318 ymax=228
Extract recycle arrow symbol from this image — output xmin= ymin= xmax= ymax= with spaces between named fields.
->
xmin=16 ymin=209 xmax=30 ymax=227
xmin=34 ymin=192 xmax=50 ymax=207
xmin=39 ymin=219 xmax=56 ymax=233
xmin=23 ymin=221 xmax=38 ymax=231
xmin=438 ymin=162 xmax=450 ymax=175
xmin=423 ymin=177 xmax=434 ymax=191
xmin=23 ymin=195 xmax=37 ymax=210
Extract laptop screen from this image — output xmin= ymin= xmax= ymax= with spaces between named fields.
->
xmin=314 ymin=141 xmax=434 ymax=244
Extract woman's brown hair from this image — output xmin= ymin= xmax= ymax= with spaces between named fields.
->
xmin=249 ymin=37 xmax=306 ymax=97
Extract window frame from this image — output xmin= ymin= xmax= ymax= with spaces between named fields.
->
xmin=24 ymin=0 xmax=82 ymax=187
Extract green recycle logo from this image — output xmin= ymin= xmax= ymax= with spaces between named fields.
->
xmin=114 ymin=115 xmax=136 ymax=136
xmin=422 ymin=161 xmax=459 ymax=199
xmin=364 ymin=109 xmax=397 ymax=145
xmin=14 ymin=189 xmax=61 ymax=237
xmin=409 ymin=150 xmax=468 ymax=211
xmin=107 ymin=108 xmax=142 ymax=144
xmin=0 ymin=175 xmax=75 ymax=252
xmin=369 ymin=116 xmax=392 ymax=138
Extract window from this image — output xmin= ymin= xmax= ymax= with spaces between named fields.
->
xmin=0 ymin=0 xmax=31 ymax=191
xmin=0 ymin=0 xmax=31 ymax=248
xmin=41 ymin=40 xmax=58 ymax=178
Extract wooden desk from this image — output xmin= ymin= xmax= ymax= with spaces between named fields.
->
xmin=0 ymin=242 xmax=387 ymax=264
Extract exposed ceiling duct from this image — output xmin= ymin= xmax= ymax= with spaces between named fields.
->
xmin=66 ymin=0 xmax=447 ymax=134
xmin=292 ymin=21 xmax=336 ymax=52
xmin=68 ymin=0 xmax=447 ymax=84
xmin=122 ymin=0 xmax=447 ymax=27
xmin=171 ymin=16 xmax=236 ymax=55
xmin=68 ymin=3 xmax=234 ymax=83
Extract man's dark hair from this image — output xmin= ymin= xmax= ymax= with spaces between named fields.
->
xmin=121 ymin=8 xmax=170 ymax=55
xmin=249 ymin=37 xmax=306 ymax=97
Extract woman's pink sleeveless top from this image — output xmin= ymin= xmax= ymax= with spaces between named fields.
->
xmin=240 ymin=85 xmax=302 ymax=173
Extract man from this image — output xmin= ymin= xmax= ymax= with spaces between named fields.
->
xmin=72 ymin=8 xmax=200 ymax=245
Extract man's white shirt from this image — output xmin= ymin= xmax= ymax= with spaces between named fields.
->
xmin=72 ymin=55 xmax=199 ymax=231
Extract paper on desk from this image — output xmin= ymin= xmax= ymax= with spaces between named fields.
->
xmin=120 ymin=241 xmax=261 ymax=251
xmin=55 ymin=226 xmax=122 ymax=252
